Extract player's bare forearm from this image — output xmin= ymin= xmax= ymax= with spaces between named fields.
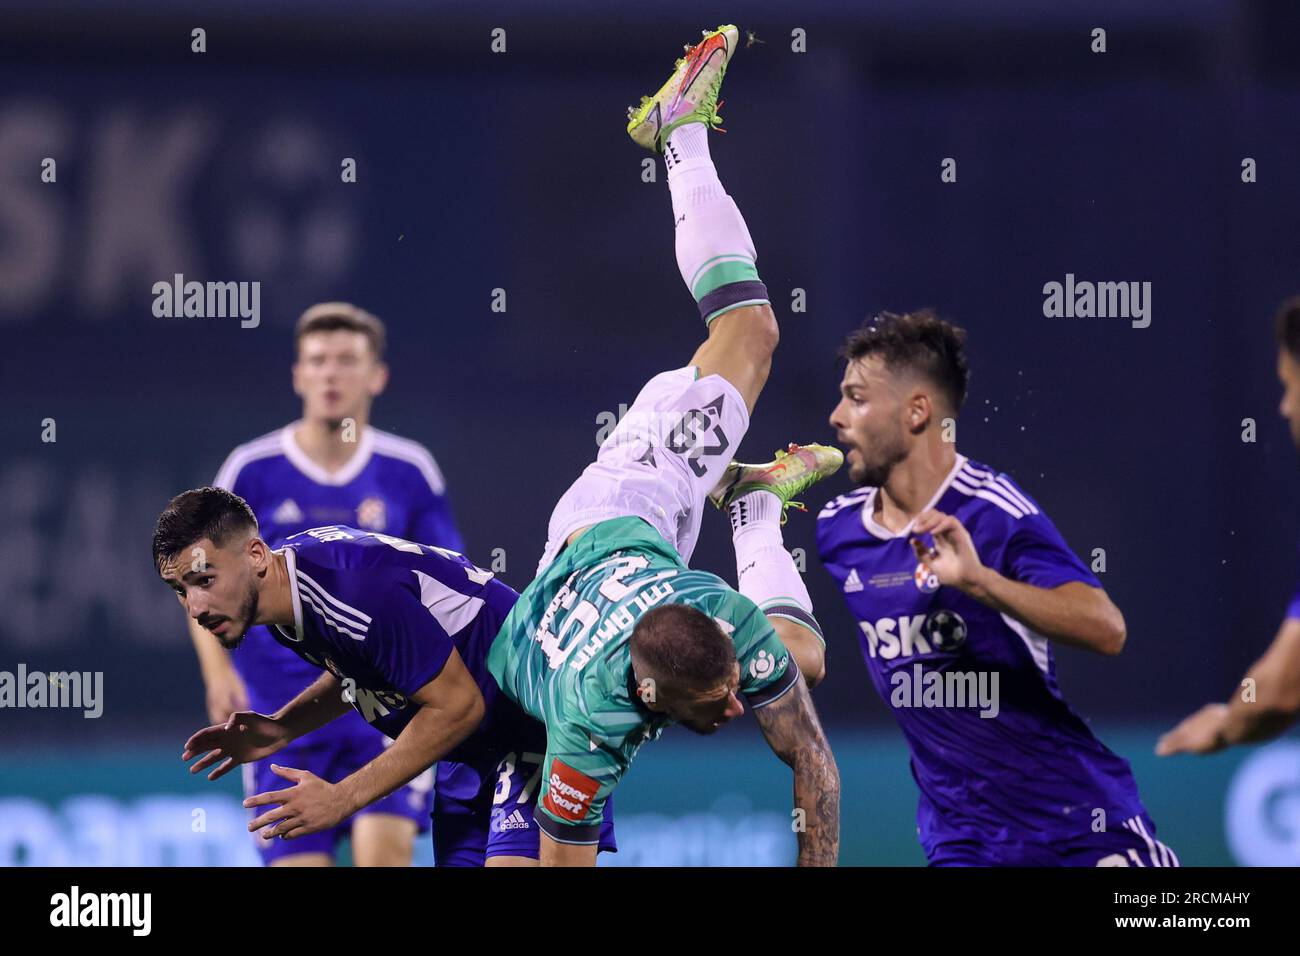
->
xmin=272 ymin=671 xmax=351 ymax=741
xmin=1222 ymin=620 xmax=1300 ymax=745
xmin=335 ymin=697 xmax=481 ymax=815
xmin=1158 ymin=625 xmax=1300 ymax=756
xmin=754 ymin=678 xmax=840 ymax=866
xmin=336 ymin=651 xmax=486 ymax=815
xmin=967 ymin=572 xmax=1126 ymax=656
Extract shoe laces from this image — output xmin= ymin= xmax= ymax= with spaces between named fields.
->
xmin=770 ymin=445 xmax=819 ymax=520
xmin=779 ymin=500 xmax=808 ymax=526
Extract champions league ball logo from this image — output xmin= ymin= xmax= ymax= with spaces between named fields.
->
xmin=923 ymin=609 xmax=968 ymax=651
xmin=913 ymin=560 xmax=940 ymax=592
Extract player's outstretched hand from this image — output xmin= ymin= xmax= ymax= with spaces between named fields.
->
xmin=910 ymin=510 xmax=986 ymax=593
xmin=182 ymin=711 xmax=291 ymax=781
xmin=244 ymin=765 xmax=351 ymax=841
xmin=1156 ymin=703 xmax=1229 ymax=756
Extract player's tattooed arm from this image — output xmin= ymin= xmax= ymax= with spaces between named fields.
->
xmin=754 ymin=678 xmax=840 ymax=866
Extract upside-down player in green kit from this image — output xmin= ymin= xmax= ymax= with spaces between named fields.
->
xmin=487 ymin=25 xmax=842 ymax=867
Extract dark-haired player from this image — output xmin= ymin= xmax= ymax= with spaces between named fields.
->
xmin=156 ymin=487 xmax=616 ymax=865
xmin=817 ymin=310 xmax=1176 ymax=866
xmin=187 ymin=302 xmax=461 ymax=866
xmin=486 ymin=25 xmax=840 ymax=866
xmin=1158 ymin=296 xmax=1300 ymax=755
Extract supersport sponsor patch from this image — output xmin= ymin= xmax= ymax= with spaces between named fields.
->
xmin=542 ymin=758 xmax=599 ymax=822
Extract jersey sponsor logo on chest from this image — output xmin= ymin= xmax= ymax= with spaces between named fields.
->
xmin=315 ymin=652 xmax=408 ymax=722
xmin=350 ymin=684 xmax=407 ymax=723
xmin=858 ymin=610 xmax=968 ymax=660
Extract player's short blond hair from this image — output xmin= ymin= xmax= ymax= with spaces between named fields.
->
xmin=294 ymin=302 xmax=386 ymax=360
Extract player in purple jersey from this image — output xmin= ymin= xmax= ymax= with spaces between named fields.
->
xmin=186 ymin=302 xmax=462 ymax=866
xmin=817 ymin=310 xmax=1177 ymax=866
xmin=1159 ymin=296 xmax=1300 ymax=756
xmin=156 ymin=487 xmax=615 ymax=865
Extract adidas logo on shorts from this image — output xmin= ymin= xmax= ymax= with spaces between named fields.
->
xmin=494 ymin=809 xmax=530 ymax=832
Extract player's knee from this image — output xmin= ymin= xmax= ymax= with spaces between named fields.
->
xmin=745 ymin=303 xmax=780 ymax=359
xmin=711 ymin=303 xmax=778 ymax=360
xmin=777 ymin=622 xmax=825 ymax=687
xmin=800 ymin=644 xmax=827 ymax=688
xmin=268 ymin=852 xmax=332 ymax=867
xmin=352 ymin=817 xmax=416 ymax=867
xmin=354 ymin=840 xmax=412 ymax=867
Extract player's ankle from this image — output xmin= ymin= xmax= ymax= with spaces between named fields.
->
xmin=663 ymin=121 xmax=711 ymax=168
xmin=728 ymin=489 xmax=781 ymax=535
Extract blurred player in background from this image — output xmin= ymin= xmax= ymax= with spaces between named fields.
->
xmin=188 ymin=302 xmax=463 ymax=866
xmin=1158 ymin=296 xmax=1300 ymax=755
xmin=488 ymin=25 xmax=840 ymax=867
xmin=818 ymin=310 xmax=1177 ymax=866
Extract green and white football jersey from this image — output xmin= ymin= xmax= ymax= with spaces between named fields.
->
xmin=488 ymin=516 xmax=798 ymax=843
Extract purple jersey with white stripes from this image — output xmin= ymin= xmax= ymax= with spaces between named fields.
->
xmin=213 ymin=424 xmax=464 ymax=726
xmin=817 ymin=455 xmax=1151 ymax=863
xmin=272 ymin=525 xmax=517 ymax=759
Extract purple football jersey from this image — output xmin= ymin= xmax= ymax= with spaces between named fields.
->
xmin=213 ymin=424 xmax=464 ymax=724
xmin=272 ymin=525 xmax=518 ymax=761
xmin=817 ymin=455 xmax=1151 ymax=863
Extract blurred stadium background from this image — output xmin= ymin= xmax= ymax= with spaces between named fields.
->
xmin=2 ymin=0 xmax=1300 ymax=865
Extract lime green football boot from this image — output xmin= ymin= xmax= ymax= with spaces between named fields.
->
xmin=709 ymin=443 xmax=846 ymax=523
xmin=626 ymin=24 xmax=740 ymax=152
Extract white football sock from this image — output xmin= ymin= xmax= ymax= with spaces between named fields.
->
xmin=727 ymin=490 xmax=823 ymax=640
xmin=661 ymin=123 xmax=768 ymax=326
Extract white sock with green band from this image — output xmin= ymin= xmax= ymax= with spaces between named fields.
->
xmin=663 ymin=123 xmax=769 ymax=325
xmin=727 ymin=491 xmax=824 ymax=642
